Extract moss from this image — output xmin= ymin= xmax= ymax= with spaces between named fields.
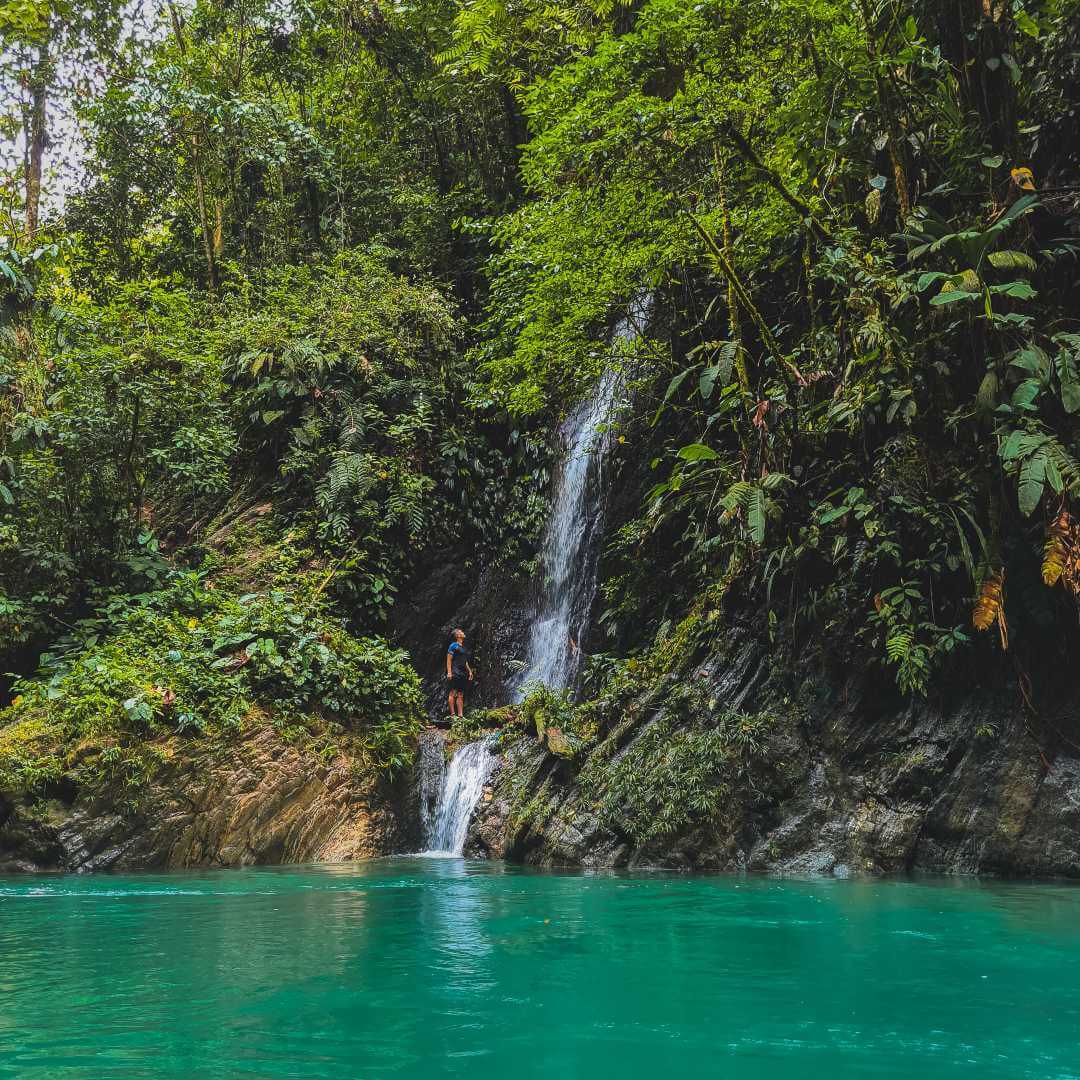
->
xmin=575 ymin=709 xmax=775 ymax=844
xmin=507 ymin=775 xmax=558 ymax=836
xmin=0 ymin=715 xmax=67 ymax=793
xmin=197 ymin=514 xmax=328 ymax=605
xmin=491 ymin=739 xmax=551 ymax=835
xmin=516 ymin=685 xmax=598 ymax=757
xmin=446 ymin=706 xmax=519 ymax=749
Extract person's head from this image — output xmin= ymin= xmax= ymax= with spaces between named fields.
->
xmin=453 ymin=628 xmax=465 ymax=643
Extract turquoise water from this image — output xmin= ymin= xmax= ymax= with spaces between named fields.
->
xmin=2 ymin=860 xmax=1080 ymax=1078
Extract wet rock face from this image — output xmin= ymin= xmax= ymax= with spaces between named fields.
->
xmin=0 ymin=722 xmax=416 ymax=873
xmin=390 ymin=560 xmax=532 ymax=720
xmin=747 ymin=680 xmax=1080 ymax=879
xmin=469 ymin=639 xmax=1080 ymax=879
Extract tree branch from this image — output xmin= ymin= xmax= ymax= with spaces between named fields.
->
xmin=686 ymin=211 xmax=807 ymax=389
xmin=723 ymin=125 xmax=833 ymax=243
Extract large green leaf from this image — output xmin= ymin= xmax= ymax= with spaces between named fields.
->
xmin=652 ymin=365 xmax=699 ymax=424
xmin=818 ymin=504 xmax=850 ymax=525
xmin=677 ymin=442 xmax=719 ymax=462
xmin=999 ymin=430 xmax=1045 ymax=463
xmin=1010 ymin=345 xmax=1050 ymax=380
xmin=746 ymin=486 xmax=766 ymax=544
xmin=987 ymin=250 xmax=1037 ymax=274
xmin=716 ymin=341 xmax=738 ymax=388
xmin=1011 ymin=379 xmax=1041 ymax=408
xmin=975 ymin=370 xmax=999 ymax=416
xmin=699 ymin=365 xmax=720 ymax=401
xmin=916 ymin=271 xmax=949 ymax=292
xmin=930 ymin=290 xmax=980 ymax=306
xmin=1018 ymin=448 xmax=1047 ymax=516
xmin=1054 ymin=345 xmax=1080 ymax=414
xmin=1045 ymin=453 xmax=1064 ymax=494
xmin=1060 ymin=376 xmax=1080 ymax=415
xmin=991 ymin=281 xmax=1038 ymax=300
xmin=996 ymin=193 xmax=1039 ymax=227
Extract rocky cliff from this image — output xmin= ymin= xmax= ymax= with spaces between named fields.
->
xmin=6 ymin=600 xmax=1078 ymax=879
xmin=466 ymin=630 xmax=1080 ymax=878
xmin=391 ymin=559 xmax=532 ymax=720
xmin=0 ymin=719 xmax=417 ymax=873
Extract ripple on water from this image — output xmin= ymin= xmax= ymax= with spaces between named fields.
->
xmin=1 ymin=864 xmax=1080 ymax=1079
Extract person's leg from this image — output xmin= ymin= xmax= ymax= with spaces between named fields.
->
xmin=448 ymin=688 xmax=456 ymax=717
xmin=455 ymin=689 xmax=465 ymax=717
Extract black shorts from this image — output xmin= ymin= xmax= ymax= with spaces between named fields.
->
xmin=449 ymin=673 xmax=469 ymax=692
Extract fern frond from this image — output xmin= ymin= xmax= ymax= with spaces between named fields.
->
xmin=318 ymin=452 xmax=375 ymax=508
xmin=886 ymin=627 xmax=913 ymax=662
xmin=281 ymin=337 xmax=326 ymax=376
xmin=338 ymin=400 xmax=370 ymax=449
xmin=719 ymin=480 xmax=753 ymax=523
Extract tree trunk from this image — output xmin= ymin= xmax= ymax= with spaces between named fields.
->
xmin=713 ymin=148 xmax=752 ymax=403
xmin=857 ymin=0 xmax=911 ymax=219
xmin=923 ymin=0 xmax=1018 ymax=157
xmin=24 ymin=44 xmax=49 ymax=243
xmin=190 ymin=131 xmax=220 ymax=296
xmin=168 ymin=3 xmax=219 ymax=297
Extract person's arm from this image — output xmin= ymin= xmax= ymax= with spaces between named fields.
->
xmin=446 ymin=647 xmax=454 ymax=680
xmin=466 ymin=659 xmax=474 ymax=681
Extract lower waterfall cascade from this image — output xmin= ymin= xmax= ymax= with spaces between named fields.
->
xmin=418 ymin=735 xmax=497 ymax=856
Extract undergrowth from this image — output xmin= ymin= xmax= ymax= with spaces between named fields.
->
xmin=0 ymin=572 xmax=423 ymax=796
xmin=577 ymin=708 xmax=774 ymax=844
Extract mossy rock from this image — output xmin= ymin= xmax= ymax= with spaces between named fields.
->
xmin=546 ymin=726 xmax=572 ymax=757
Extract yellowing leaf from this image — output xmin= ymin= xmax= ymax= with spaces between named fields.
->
xmin=973 ymin=571 xmax=1004 ymax=633
xmin=1011 ymin=166 xmax=1036 ymax=192
xmin=1043 ymin=510 xmax=1071 ymax=586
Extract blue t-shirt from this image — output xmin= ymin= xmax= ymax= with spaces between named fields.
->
xmin=448 ymin=641 xmax=468 ymax=677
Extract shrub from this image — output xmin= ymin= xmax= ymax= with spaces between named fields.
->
xmin=516 ymin=683 xmax=600 ymax=757
xmin=0 ymin=573 xmax=424 ymax=794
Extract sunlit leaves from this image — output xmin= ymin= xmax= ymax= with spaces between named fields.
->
xmin=1042 ymin=510 xmax=1071 ymax=587
xmin=676 ymin=442 xmax=719 ymax=462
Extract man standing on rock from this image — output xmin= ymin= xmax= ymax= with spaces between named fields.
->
xmin=446 ymin=628 xmax=473 ymax=719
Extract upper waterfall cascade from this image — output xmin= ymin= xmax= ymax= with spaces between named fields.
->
xmin=515 ymin=296 xmax=651 ymax=699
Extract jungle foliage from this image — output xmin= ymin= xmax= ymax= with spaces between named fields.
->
xmin=466 ymin=0 xmax=1080 ymax=697
xmin=0 ymin=570 xmax=425 ymax=794
xmin=1 ymin=0 xmax=1079 ymax=775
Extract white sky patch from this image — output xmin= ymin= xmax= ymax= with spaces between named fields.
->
xmin=0 ymin=0 xmax=171 ymax=223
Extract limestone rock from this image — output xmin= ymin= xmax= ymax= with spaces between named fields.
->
xmin=0 ymin=720 xmax=413 ymax=873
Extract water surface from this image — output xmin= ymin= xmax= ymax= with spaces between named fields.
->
xmin=2 ymin=860 xmax=1079 ymax=1078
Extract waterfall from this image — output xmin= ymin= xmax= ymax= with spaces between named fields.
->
xmin=515 ymin=295 xmax=651 ymax=698
xmin=419 ymin=736 xmax=496 ymax=856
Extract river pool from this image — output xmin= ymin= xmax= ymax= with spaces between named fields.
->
xmin=2 ymin=859 xmax=1079 ymax=1078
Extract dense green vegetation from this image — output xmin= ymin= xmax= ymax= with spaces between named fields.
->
xmin=0 ymin=572 xmax=423 ymax=792
xmin=2 ymin=0 xmax=1079 ymax=803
